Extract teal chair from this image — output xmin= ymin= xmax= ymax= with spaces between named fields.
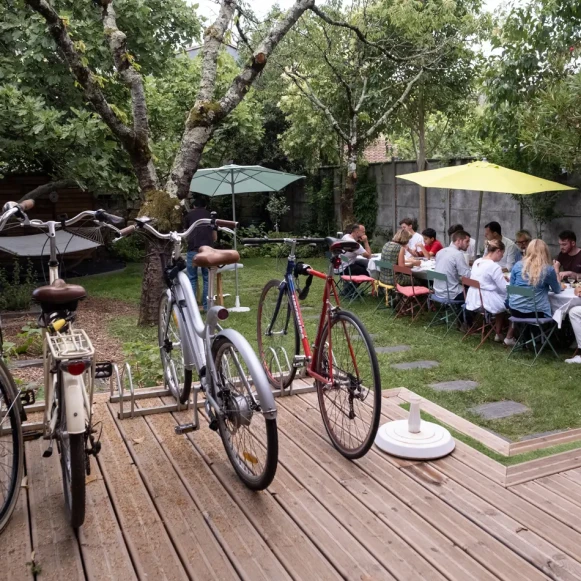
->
xmin=506 ymin=285 xmax=558 ymax=365
xmin=424 ymin=270 xmax=464 ymax=334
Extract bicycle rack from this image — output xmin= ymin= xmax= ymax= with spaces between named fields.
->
xmin=109 ymin=362 xmax=202 ymax=419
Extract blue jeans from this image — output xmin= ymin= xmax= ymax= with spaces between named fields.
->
xmin=187 ymin=250 xmax=209 ymax=311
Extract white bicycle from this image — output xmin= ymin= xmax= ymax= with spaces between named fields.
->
xmin=0 ymin=200 xmax=124 ymax=528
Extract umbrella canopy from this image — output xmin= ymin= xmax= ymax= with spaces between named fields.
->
xmin=397 ymin=161 xmax=576 ymax=195
xmin=397 ymin=161 xmax=577 ymax=257
xmin=189 ymin=164 xmax=305 ymax=196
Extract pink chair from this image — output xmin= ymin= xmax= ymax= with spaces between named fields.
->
xmin=393 ymin=265 xmax=431 ymax=321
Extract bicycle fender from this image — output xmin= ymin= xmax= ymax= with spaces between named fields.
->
xmin=62 ymin=373 xmax=87 ymax=434
xmin=215 ymin=328 xmax=277 ymax=420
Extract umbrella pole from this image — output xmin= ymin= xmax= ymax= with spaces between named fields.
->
xmin=229 ymin=169 xmax=250 ymax=313
xmin=474 ymin=190 xmax=483 ymax=259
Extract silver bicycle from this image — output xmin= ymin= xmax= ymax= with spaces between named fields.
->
xmin=118 ymin=214 xmax=278 ymax=490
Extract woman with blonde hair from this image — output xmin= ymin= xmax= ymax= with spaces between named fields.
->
xmin=379 ymin=229 xmax=420 ymax=286
xmin=504 ymin=239 xmax=561 ymax=346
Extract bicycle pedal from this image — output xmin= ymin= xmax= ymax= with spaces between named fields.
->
xmin=174 ymin=423 xmax=198 ymax=435
xmin=43 ymin=443 xmax=53 ymax=458
xmin=95 ymin=361 xmax=113 ymax=379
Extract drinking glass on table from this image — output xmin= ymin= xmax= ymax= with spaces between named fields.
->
xmin=567 ymin=274 xmax=577 ymax=287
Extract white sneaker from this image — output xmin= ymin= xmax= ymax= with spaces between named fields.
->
xmin=504 ymin=337 xmax=516 ymax=347
xmin=494 ymin=334 xmax=504 ymax=343
xmin=565 ymin=355 xmax=581 ymax=364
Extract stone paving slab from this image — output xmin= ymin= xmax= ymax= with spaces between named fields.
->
xmin=428 ymin=380 xmax=478 ymax=392
xmin=469 ymin=401 xmax=530 ymax=420
xmin=391 ymin=360 xmax=439 ymax=370
xmin=376 ymin=345 xmax=410 ymax=354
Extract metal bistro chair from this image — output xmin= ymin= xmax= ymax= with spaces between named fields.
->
xmin=506 ymin=285 xmax=559 ymax=365
xmin=393 ymin=265 xmax=431 ymax=322
xmin=339 ymin=255 xmax=376 ymax=305
xmin=461 ymin=276 xmax=495 ymax=350
xmin=424 ymin=270 xmax=464 ymax=334
xmin=372 ymin=260 xmax=395 ymax=312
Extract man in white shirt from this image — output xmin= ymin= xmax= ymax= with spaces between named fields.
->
xmin=447 ymin=224 xmax=476 ymax=260
xmin=484 ymin=221 xmax=517 ymax=272
xmin=399 ymin=218 xmax=424 ymax=258
xmin=434 ymin=231 xmax=472 ymax=301
xmin=340 ymin=223 xmax=372 ymax=275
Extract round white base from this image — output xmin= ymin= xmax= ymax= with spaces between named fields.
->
xmin=374 ymin=420 xmax=455 ymax=460
xmin=228 ymin=306 xmax=250 ymax=313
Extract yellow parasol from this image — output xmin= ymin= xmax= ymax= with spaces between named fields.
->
xmin=397 ymin=161 xmax=576 ymax=254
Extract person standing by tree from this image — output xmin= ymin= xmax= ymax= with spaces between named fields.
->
xmin=185 ymin=196 xmax=216 ymax=312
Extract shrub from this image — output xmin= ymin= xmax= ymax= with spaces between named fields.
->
xmin=0 ymin=259 xmax=36 ymax=311
xmin=109 ymin=235 xmax=146 ymax=262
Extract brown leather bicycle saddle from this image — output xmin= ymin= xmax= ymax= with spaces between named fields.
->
xmin=325 ymin=237 xmax=360 ymax=254
xmin=32 ymin=279 xmax=87 ymax=305
xmin=192 ymin=246 xmax=240 ymax=268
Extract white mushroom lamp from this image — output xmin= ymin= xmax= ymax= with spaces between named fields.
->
xmin=375 ymin=395 xmax=455 ymax=459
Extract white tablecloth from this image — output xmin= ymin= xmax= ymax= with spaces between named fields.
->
xmin=549 ymin=288 xmax=581 ymax=328
xmin=367 ymin=254 xmax=435 ymax=275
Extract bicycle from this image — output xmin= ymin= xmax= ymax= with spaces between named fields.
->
xmin=0 ymin=314 xmax=25 ymax=534
xmin=0 ymin=199 xmax=124 ymax=528
xmin=245 ymin=236 xmax=382 ymax=459
xmin=117 ymin=214 xmax=278 ymax=490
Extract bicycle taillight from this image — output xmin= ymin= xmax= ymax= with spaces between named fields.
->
xmin=60 ymin=359 xmax=91 ymax=376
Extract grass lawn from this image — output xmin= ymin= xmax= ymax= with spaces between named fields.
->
xmin=77 ymin=257 xmax=581 ymax=444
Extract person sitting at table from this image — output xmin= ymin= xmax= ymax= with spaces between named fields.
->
xmin=465 ymin=239 xmax=508 ymax=342
xmin=504 ymin=239 xmax=561 ymax=346
xmin=448 ymin=224 xmax=476 ymax=260
xmin=554 ymin=230 xmax=581 ymax=281
xmin=418 ymin=228 xmax=443 ymax=258
xmin=380 ymin=230 xmax=421 ymax=287
xmin=514 ymin=230 xmax=532 ymax=262
xmin=399 ymin=217 xmax=424 ymax=258
xmin=433 ymin=230 xmax=471 ymax=301
xmin=339 ymin=222 xmax=372 ymax=276
xmin=484 ymin=221 xmax=517 ymax=272
xmin=565 ymin=293 xmax=581 ymax=364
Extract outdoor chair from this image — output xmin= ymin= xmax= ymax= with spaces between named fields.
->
xmin=372 ymin=260 xmax=395 ymax=312
xmin=393 ymin=265 xmax=431 ymax=322
xmin=339 ymin=255 xmax=376 ymax=306
xmin=461 ymin=276 xmax=495 ymax=350
xmin=506 ymin=285 xmax=559 ymax=366
xmin=424 ymin=270 xmax=464 ymax=334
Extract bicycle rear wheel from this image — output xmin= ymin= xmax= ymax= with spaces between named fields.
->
xmin=0 ymin=359 xmax=23 ymax=533
xmin=213 ymin=337 xmax=278 ymax=490
xmin=314 ymin=310 xmax=381 ymax=459
xmin=58 ymin=381 xmax=86 ymax=529
xmin=159 ymin=292 xmax=192 ymax=404
xmin=257 ymin=279 xmax=299 ymax=390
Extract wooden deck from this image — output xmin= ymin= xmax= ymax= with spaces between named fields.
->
xmin=4 ymin=383 xmax=581 ymax=581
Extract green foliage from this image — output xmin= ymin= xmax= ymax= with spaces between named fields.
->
xmin=266 ymin=194 xmax=290 ymax=232
xmin=123 ymin=340 xmax=163 ymax=388
xmin=0 ymin=259 xmax=36 ymax=311
xmin=305 ymin=177 xmax=336 ymax=236
xmin=109 ymin=234 xmax=146 ymax=263
xmin=353 ymin=167 xmax=378 ymax=238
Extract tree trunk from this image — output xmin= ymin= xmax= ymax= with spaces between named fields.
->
xmin=138 ymin=239 xmax=170 ymax=327
xmin=342 ymin=151 xmax=357 ymax=228
xmin=417 ymin=94 xmax=427 ymax=231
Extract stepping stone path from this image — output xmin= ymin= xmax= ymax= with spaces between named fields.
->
xmin=469 ymin=401 xmax=530 ymax=420
xmin=376 ymin=345 xmax=410 ymax=354
xmin=429 ymin=380 xmax=478 ymax=392
xmin=391 ymin=360 xmax=439 ymax=370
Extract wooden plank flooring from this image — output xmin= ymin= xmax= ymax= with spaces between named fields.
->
xmin=3 ymin=386 xmax=581 ymax=580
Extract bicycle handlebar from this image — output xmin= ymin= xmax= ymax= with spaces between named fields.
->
xmin=19 ymin=199 xmax=35 ymax=212
xmin=118 ymin=225 xmax=137 ymax=238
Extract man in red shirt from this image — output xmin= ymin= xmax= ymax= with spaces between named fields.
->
xmin=418 ymin=228 xmax=443 ymax=258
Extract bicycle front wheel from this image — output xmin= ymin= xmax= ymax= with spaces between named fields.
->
xmin=159 ymin=292 xmax=192 ymax=404
xmin=58 ymin=383 xmax=86 ymax=529
xmin=314 ymin=310 xmax=381 ymax=459
xmin=257 ymin=279 xmax=299 ymax=390
xmin=213 ymin=337 xmax=278 ymax=490
xmin=0 ymin=360 xmax=23 ymax=533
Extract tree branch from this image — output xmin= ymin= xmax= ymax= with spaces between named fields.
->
xmin=362 ymin=68 xmax=424 ymax=144
xmin=25 ymin=0 xmax=134 ymax=146
xmin=18 ymin=179 xmax=78 ymax=203
xmin=235 ymin=10 xmax=254 ymax=53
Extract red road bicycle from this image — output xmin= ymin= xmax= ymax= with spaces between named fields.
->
xmin=244 ymin=236 xmax=381 ymax=459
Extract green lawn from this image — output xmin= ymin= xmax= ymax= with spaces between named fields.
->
xmin=77 ymin=257 xmax=581 ymax=443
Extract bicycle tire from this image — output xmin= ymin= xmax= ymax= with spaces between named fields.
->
xmin=257 ymin=279 xmax=299 ymax=390
xmin=58 ymin=382 xmax=86 ymax=529
xmin=314 ymin=310 xmax=381 ymax=459
xmin=159 ymin=292 xmax=192 ymax=404
xmin=0 ymin=359 xmax=23 ymax=534
xmin=212 ymin=336 xmax=278 ymax=490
